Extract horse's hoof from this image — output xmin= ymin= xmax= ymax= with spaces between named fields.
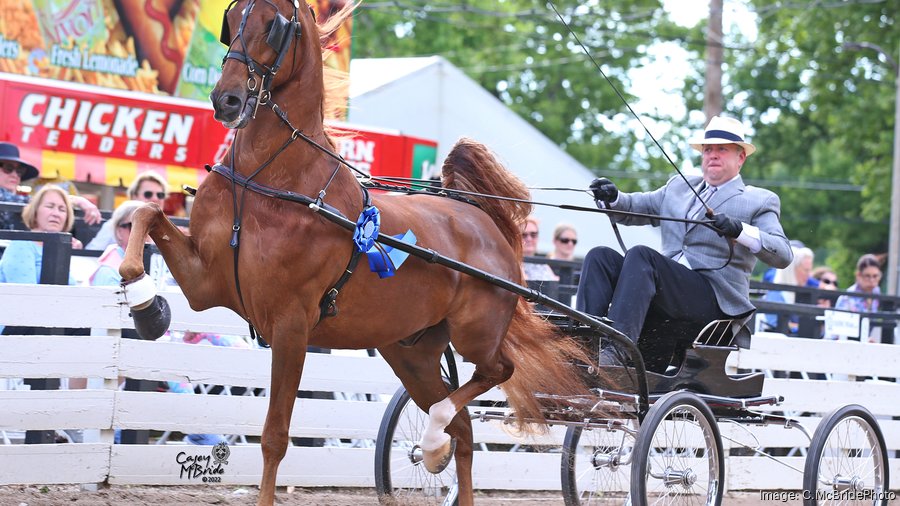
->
xmin=423 ymin=436 xmax=456 ymax=474
xmin=131 ymin=295 xmax=171 ymax=340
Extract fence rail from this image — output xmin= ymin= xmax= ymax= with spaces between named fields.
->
xmin=1 ymin=282 xmax=900 ymax=492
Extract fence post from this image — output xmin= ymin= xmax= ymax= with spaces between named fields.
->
xmin=24 ymin=232 xmax=71 ymax=444
xmin=795 ymin=289 xmax=818 ymax=338
xmin=118 ymin=244 xmax=157 ymax=445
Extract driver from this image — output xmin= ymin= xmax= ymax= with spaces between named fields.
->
xmin=576 ymin=116 xmax=792 ymax=366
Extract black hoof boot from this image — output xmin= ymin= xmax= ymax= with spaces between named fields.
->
xmin=131 ymin=295 xmax=171 ymax=340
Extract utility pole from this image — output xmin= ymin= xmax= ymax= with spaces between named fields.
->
xmin=703 ymin=0 xmax=724 ymax=121
xmin=844 ymin=42 xmax=900 ymax=295
xmin=890 ymin=43 xmax=900 ymax=295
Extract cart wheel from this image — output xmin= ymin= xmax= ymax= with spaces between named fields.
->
xmin=802 ymin=404 xmax=890 ymax=506
xmin=630 ymin=391 xmax=724 ymax=505
xmin=374 ymin=385 xmax=459 ymax=506
xmin=561 ymin=420 xmax=636 ymax=505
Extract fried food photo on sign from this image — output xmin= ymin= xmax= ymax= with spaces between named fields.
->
xmin=0 ymin=0 xmax=47 ymax=76
xmin=113 ymin=0 xmax=200 ymax=94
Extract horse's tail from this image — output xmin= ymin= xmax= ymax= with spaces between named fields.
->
xmin=441 ymin=137 xmax=596 ymax=430
xmin=501 ymin=299 xmax=597 ymax=431
xmin=441 ymin=138 xmax=531 ymax=256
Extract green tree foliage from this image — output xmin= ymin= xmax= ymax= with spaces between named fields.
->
xmin=691 ymin=0 xmax=898 ymax=282
xmin=351 ymin=0 xmax=689 ymax=192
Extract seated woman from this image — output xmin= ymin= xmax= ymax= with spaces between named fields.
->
xmin=1 ymin=185 xmax=82 ymax=332
xmin=88 ymin=200 xmax=144 ymax=286
xmin=520 ymin=216 xmax=558 ymax=281
xmin=762 ymin=246 xmax=817 ymax=336
xmin=827 ymin=254 xmax=883 ymax=343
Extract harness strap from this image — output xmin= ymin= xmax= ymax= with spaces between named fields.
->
xmin=210 ymin=163 xmax=369 ymax=329
xmin=317 ymin=186 xmax=370 ymax=320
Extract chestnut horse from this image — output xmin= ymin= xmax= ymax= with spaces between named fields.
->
xmin=118 ymin=2 xmax=591 ymax=505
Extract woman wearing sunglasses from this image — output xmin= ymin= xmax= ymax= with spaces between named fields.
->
xmin=88 ymin=200 xmax=145 ymax=286
xmin=521 ymin=216 xmax=558 ymax=281
xmin=811 ymin=266 xmax=839 ymax=308
xmin=548 ymin=222 xmax=578 ymax=262
xmin=85 ymin=171 xmax=170 ymax=250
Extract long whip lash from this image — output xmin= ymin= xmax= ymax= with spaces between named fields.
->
xmin=545 ymin=0 xmax=712 ymax=215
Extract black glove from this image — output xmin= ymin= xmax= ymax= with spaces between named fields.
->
xmin=590 ymin=177 xmax=618 ymax=204
xmin=712 ymin=213 xmax=743 ymax=238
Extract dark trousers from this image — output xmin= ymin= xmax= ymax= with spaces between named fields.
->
xmin=576 ymin=245 xmax=727 ymax=345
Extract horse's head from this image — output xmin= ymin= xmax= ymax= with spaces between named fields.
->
xmin=211 ymin=0 xmax=318 ymax=129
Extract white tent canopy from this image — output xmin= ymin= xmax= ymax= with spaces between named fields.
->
xmin=349 ymin=56 xmax=660 ymax=257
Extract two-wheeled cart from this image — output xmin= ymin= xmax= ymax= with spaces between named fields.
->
xmin=372 ymin=282 xmax=890 ymax=506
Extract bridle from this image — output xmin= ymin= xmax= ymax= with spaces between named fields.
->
xmin=215 ymin=0 xmax=372 ymax=345
xmin=220 ymin=0 xmax=304 ymax=119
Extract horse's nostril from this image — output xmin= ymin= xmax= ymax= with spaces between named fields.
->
xmin=214 ymin=92 xmax=244 ymax=120
xmin=223 ymin=94 xmax=242 ymax=109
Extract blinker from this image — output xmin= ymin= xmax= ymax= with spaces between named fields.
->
xmin=220 ymin=10 xmax=231 ymax=45
xmin=266 ymin=13 xmax=291 ymax=50
xmin=221 ymin=9 xmax=301 ymax=49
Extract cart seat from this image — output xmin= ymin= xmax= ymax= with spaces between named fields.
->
xmin=606 ymin=314 xmax=764 ymax=399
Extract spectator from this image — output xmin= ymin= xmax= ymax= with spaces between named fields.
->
xmin=762 ymin=246 xmax=817 ymax=335
xmin=829 ymin=254 xmax=883 ymax=343
xmin=548 ymin=223 xmax=578 ymax=261
xmin=521 ymin=216 xmax=558 ymax=281
xmin=86 ymin=171 xmax=169 ymax=250
xmin=87 ymin=200 xmax=144 ymax=286
xmin=0 ymin=142 xmax=101 ymax=230
xmin=576 ymin=115 xmax=792 ymax=366
xmin=811 ymin=266 xmax=839 ymax=308
xmin=0 ymin=185 xmax=81 ymax=332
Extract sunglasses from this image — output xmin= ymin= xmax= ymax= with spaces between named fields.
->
xmin=0 ymin=164 xmax=27 ymax=177
xmin=819 ymin=278 xmax=837 ymax=286
xmin=143 ymin=191 xmax=167 ymax=200
xmin=557 ymin=237 xmax=577 ymax=245
xmin=118 ymin=222 xmax=132 ymax=230
xmin=522 ymin=231 xmax=538 ymax=239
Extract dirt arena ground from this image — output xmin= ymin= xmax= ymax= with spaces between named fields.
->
xmin=0 ymin=485 xmax=802 ymax=505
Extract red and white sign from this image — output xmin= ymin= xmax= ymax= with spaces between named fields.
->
xmin=0 ymin=73 xmax=437 ymax=187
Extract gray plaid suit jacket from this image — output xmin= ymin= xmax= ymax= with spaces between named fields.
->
xmin=611 ymin=174 xmax=793 ymax=317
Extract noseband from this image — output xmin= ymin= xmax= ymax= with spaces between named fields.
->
xmin=220 ymin=0 xmax=304 ymax=118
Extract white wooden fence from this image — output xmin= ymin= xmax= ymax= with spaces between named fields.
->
xmin=1 ymin=283 xmax=899 ymax=493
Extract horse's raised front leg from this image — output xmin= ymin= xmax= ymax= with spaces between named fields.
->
xmin=119 ymin=203 xmax=206 ymax=295
xmin=257 ymin=332 xmax=307 ymax=506
xmin=117 ymin=204 xmax=212 ymax=338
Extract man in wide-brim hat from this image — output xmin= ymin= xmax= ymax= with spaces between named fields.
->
xmin=576 ymin=115 xmax=794 ymax=370
xmin=0 ymin=142 xmax=39 ymax=193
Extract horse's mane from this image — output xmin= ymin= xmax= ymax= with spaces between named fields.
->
xmin=315 ymin=2 xmax=356 ymax=140
xmin=441 ymin=139 xmax=532 ymax=258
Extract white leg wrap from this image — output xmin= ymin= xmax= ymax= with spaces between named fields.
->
xmin=420 ymin=398 xmax=456 ymax=451
xmin=122 ymin=274 xmax=157 ymax=309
